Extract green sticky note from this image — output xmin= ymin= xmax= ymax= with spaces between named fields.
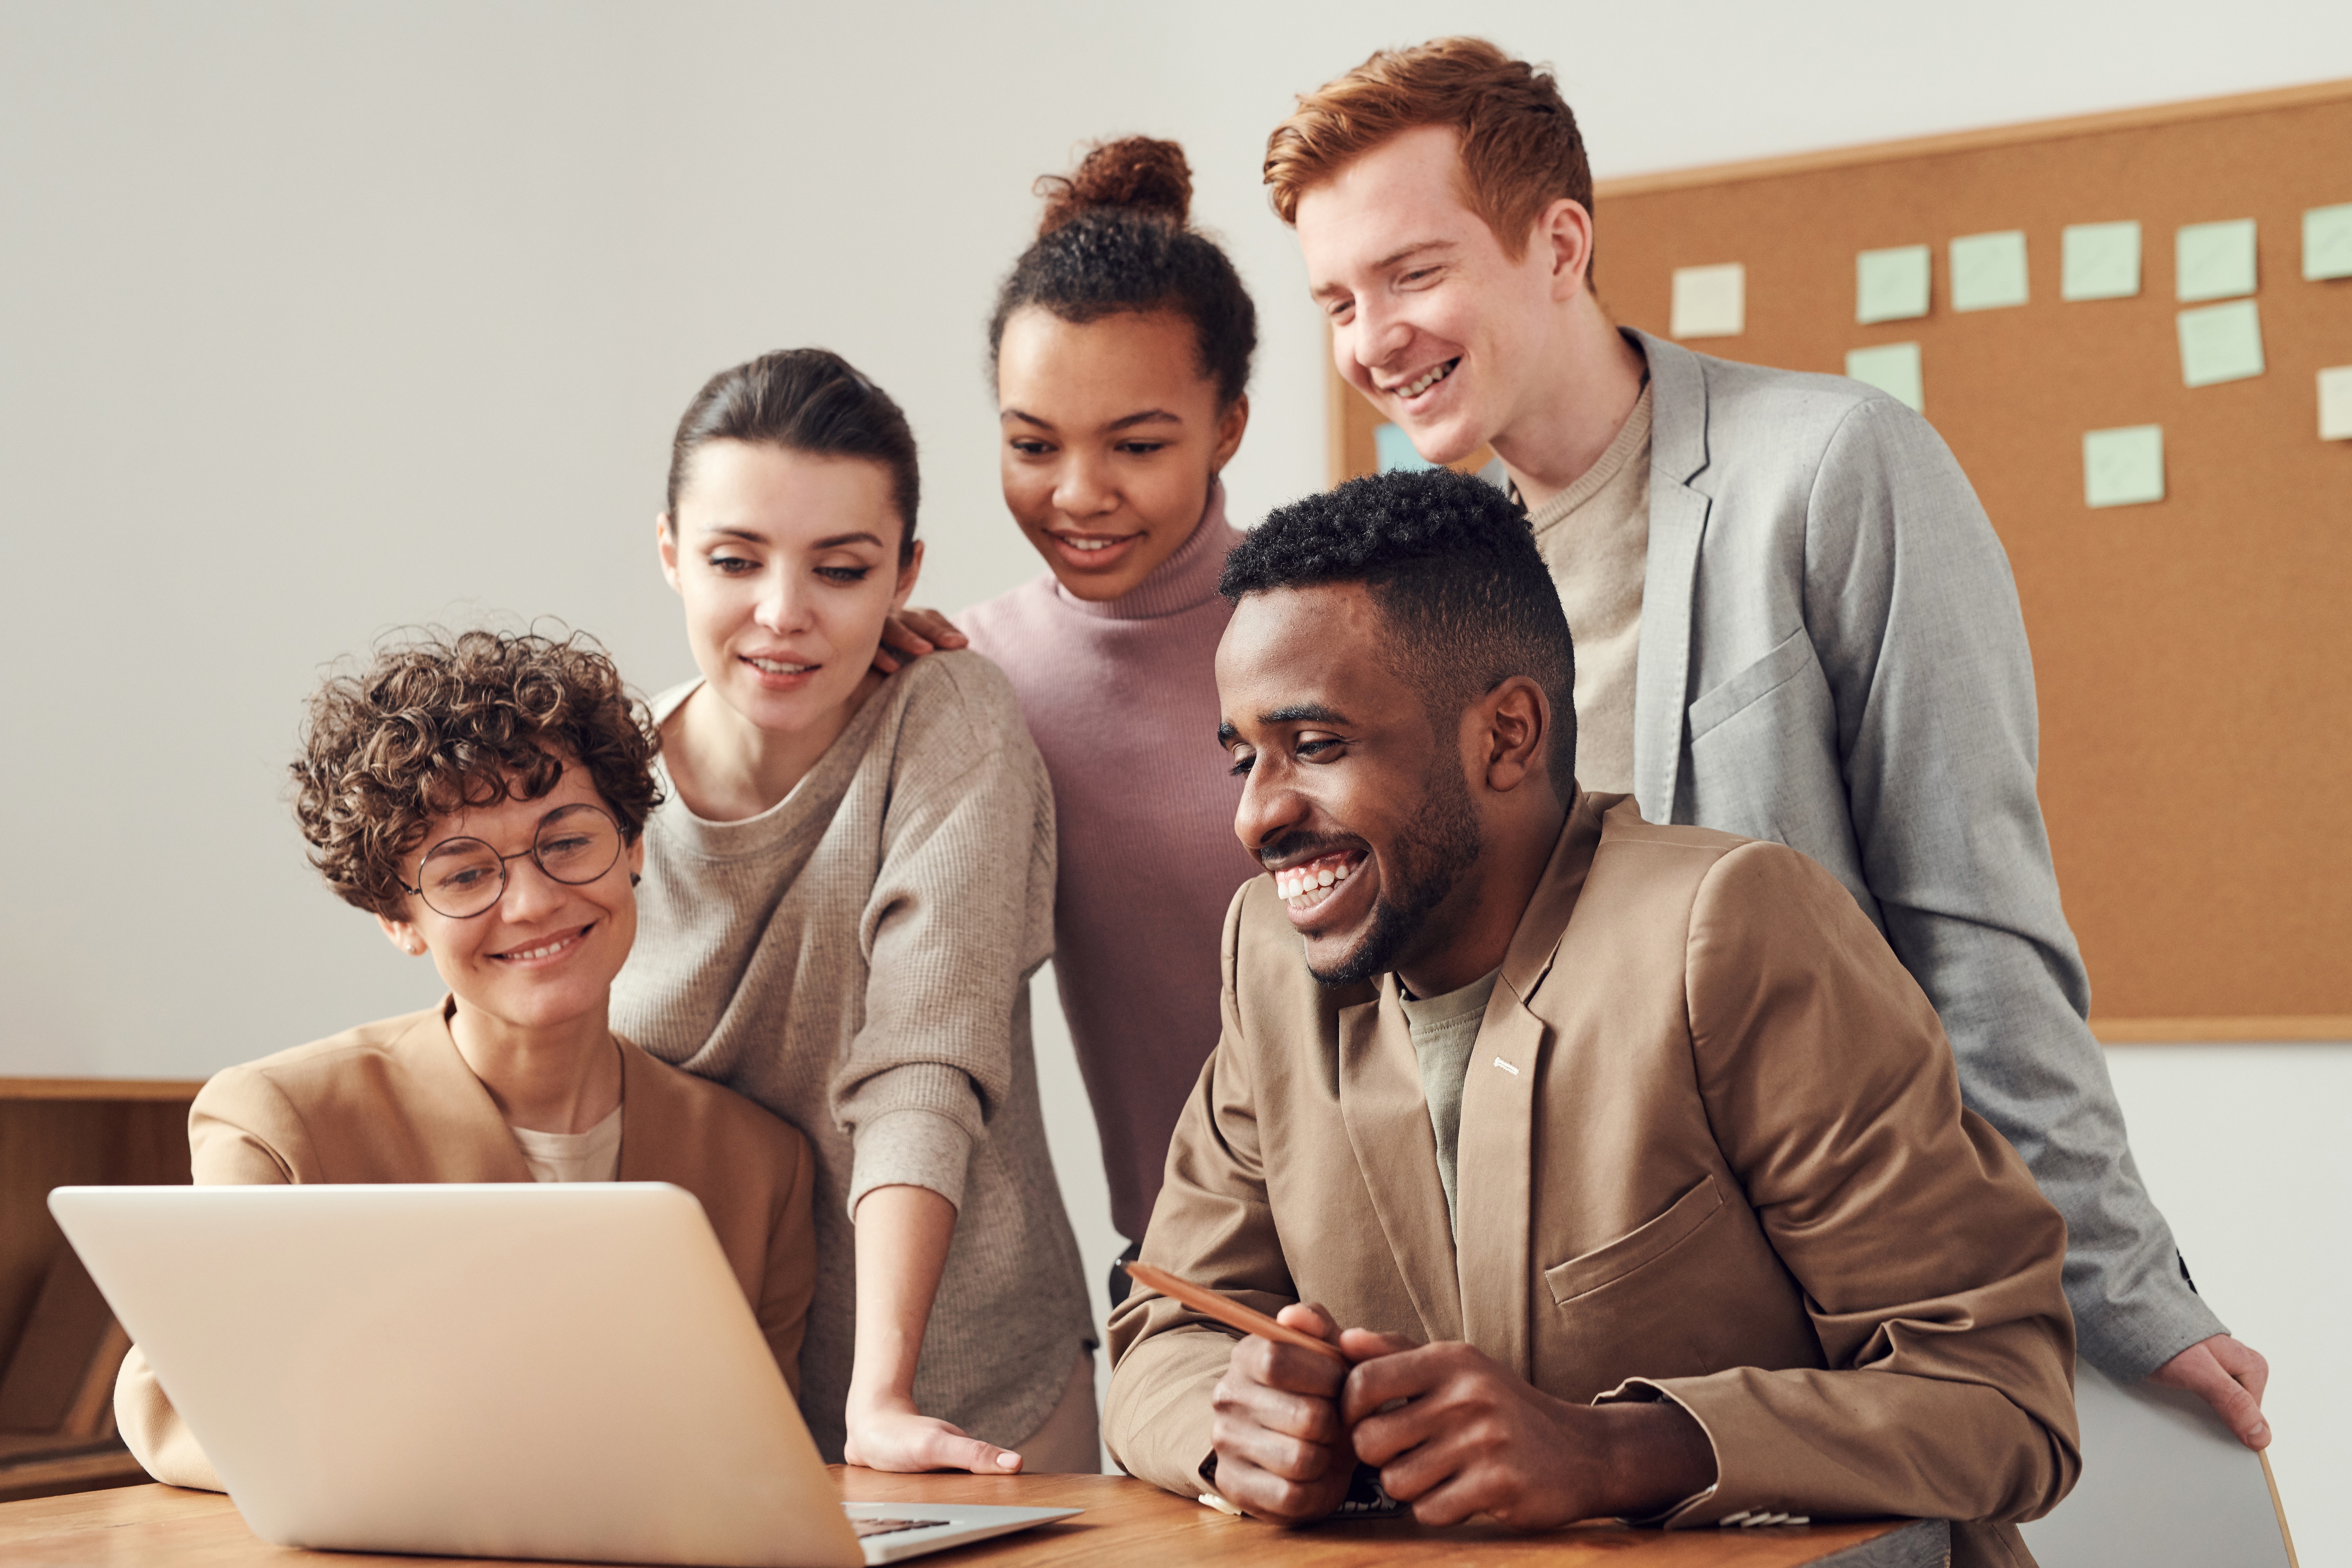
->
xmin=1846 ymin=342 xmax=1924 ymax=412
xmin=2062 ymin=221 xmax=2141 ymax=301
xmin=2305 ymin=203 xmax=2352 ymax=282
xmin=2176 ymin=219 xmax=2257 ymax=301
xmin=2083 ymin=425 xmax=2164 ymax=508
xmin=1856 ymin=245 xmax=1931 ymax=323
xmin=1374 ymin=423 xmax=1437 ymax=473
xmin=2177 ymin=299 xmax=2265 ymax=387
xmin=1949 ymin=230 xmax=2029 ymax=311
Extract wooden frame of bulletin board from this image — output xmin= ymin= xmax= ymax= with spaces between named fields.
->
xmin=1330 ymin=80 xmax=2352 ymax=1043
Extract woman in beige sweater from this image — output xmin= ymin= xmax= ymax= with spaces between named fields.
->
xmin=611 ymin=349 xmax=1094 ymax=1474
xmin=116 ymin=630 xmax=820 ymax=1490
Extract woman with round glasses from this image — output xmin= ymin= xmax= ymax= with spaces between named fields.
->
xmin=609 ymin=349 xmax=1093 ymax=1475
xmin=114 ymin=629 xmax=819 ymax=1492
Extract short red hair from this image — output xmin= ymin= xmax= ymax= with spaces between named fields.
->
xmin=1264 ymin=37 xmax=1593 ymax=264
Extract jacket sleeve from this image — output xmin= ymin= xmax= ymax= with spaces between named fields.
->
xmin=757 ymin=1127 xmax=821 ymax=1398
xmin=829 ymin=659 xmax=1057 ymax=1218
xmin=1102 ymin=886 xmax=1278 ymax=1497
xmin=114 ymin=1069 xmax=302 ymax=1490
xmin=1802 ymin=395 xmax=2224 ymax=1380
xmin=1619 ymin=840 xmax=2079 ymax=1529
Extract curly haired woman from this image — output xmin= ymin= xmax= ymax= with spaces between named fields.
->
xmin=113 ymin=630 xmax=819 ymax=1492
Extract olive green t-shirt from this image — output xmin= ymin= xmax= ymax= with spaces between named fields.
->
xmin=1396 ymin=967 xmax=1503 ymax=1234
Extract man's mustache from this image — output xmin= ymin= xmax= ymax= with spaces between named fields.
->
xmin=1254 ymin=829 xmax=1369 ymax=871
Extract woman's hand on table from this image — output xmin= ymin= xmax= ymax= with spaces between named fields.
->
xmin=844 ymin=1395 xmax=1022 ymax=1474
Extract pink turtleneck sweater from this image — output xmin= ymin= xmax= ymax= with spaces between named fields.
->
xmin=959 ymin=488 xmax=1261 ymax=1245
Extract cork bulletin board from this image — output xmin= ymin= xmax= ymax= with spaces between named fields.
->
xmin=1332 ymin=81 xmax=2352 ymax=1041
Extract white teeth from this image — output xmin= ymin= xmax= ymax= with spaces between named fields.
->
xmin=1061 ymin=537 xmax=1120 ymax=552
xmin=1276 ymin=857 xmax=1356 ymax=904
xmin=503 ymin=934 xmax=577 ymax=961
xmin=749 ymin=657 xmax=815 ymax=674
xmin=1400 ymin=361 xmax=1455 ymax=397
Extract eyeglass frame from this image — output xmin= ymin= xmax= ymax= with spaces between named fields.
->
xmin=395 ymin=802 xmax=628 ymax=920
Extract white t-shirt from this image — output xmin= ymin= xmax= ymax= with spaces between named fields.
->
xmin=508 ymin=1103 xmax=622 ymax=1183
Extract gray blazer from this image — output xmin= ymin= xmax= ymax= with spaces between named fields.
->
xmin=1621 ymin=329 xmax=2223 ymax=1381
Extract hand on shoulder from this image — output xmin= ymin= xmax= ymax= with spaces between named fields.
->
xmin=872 ymin=607 xmax=967 ymax=675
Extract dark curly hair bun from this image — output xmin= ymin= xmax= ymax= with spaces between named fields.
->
xmin=1035 ymin=136 xmax=1192 ymax=235
xmin=990 ymin=136 xmax=1255 ymax=409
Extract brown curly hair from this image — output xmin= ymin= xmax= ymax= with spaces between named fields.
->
xmin=291 ymin=629 xmax=662 ymax=918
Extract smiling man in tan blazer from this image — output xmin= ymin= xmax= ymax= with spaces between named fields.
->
xmin=1104 ymin=468 xmax=2078 ymax=1568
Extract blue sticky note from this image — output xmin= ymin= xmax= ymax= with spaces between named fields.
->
xmin=2305 ymin=203 xmax=2352 ymax=282
xmin=2177 ymin=300 xmax=2265 ymax=387
xmin=2083 ymin=426 xmax=2164 ymax=508
xmin=2062 ymin=221 xmax=2141 ymax=301
xmin=2175 ymin=219 xmax=2257 ymax=301
xmin=1846 ymin=342 xmax=1924 ymax=412
xmin=1950 ymin=231 xmax=2029 ymax=311
xmin=1856 ymin=245 xmax=1931 ymax=323
xmin=1374 ymin=423 xmax=1437 ymax=473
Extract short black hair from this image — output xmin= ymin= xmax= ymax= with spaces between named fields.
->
xmin=1220 ymin=468 xmax=1575 ymax=788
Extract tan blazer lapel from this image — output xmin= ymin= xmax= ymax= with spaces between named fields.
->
xmin=1452 ymin=797 xmax=1606 ymax=1377
xmin=612 ymin=1037 xmax=671 ymax=1182
xmin=1336 ymin=985 xmax=1463 ymax=1345
xmin=1452 ymin=990 xmax=1543 ymax=1376
xmin=392 ymin=1000 xmax=535 ymax=1183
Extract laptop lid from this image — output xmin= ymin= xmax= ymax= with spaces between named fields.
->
xmin=52 ymin=1182 xmax=865 ymax=1568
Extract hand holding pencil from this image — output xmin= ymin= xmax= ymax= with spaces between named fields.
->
xmin=1121 ymin=1259 xmax=1365 ymax=1524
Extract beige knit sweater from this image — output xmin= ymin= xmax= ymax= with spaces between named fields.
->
xmin=610 ymin=651 xmax=1093 ymax=1461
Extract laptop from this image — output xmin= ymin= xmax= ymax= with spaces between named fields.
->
xmin=50 ymin=1183 xmax=1078 ymax=1567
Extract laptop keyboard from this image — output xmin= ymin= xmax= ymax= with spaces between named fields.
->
xmin=851 ymin=1517 xmax=952 ymax=1539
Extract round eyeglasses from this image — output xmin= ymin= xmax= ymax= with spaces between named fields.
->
xmin=399 ymin=803 xmax=624 ymax=920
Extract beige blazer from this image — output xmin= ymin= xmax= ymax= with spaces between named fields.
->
xmin=1106 ymin=794 xmax=2078 ymax=1568
xmin=116 ymin=1002 xmax=820 ymax=1491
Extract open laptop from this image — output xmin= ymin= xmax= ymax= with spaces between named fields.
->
xmin=50 ymin=1183 xmax=1077 ymax=1567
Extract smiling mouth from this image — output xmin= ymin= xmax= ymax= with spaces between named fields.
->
xmin=1388 ymin=359 xmax=1459 ymax=400
xmin=1273 ymin=851 xmax=1363 ymax=913
xmin=744 ymin=655 xmax=817 ymax=675
xmin=492 ymin=924 xmax=592 ymax=963
xmin=1049 ymin=531 xmax=1140 ymax=555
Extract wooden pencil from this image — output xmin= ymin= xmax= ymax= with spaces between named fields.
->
xmin=1120 ymin=1261 xmax=1350 ymax=1363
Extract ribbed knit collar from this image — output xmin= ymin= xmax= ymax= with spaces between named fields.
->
xmin=1053 ymin=481 xmax=1237 ymax=622
xmin=1524 ymin=381 xmax=1653 ymax=535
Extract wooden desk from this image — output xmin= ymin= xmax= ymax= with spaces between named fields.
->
xmin=0 ymin=1472 xmax=1945 ymax=1566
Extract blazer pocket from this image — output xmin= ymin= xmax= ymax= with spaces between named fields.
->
xmin=1544 ymin=1176 xmax=1724 ymax=1305
xmin=1686 ymin=626 xmax=1816 ymax=743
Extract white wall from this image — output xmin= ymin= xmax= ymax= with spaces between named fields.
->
xmin=2 ymin=0 xmax=2344 ymax=1554
xmin=2101 ymin=1046 xmax=2346 ymax=1563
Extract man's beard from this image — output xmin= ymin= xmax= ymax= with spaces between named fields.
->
xmin=1307 ymin=754 xmax=1484 ymax=988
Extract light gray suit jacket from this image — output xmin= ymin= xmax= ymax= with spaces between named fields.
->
xmin=1617 ymin=329 xmax=2223 ymax=1381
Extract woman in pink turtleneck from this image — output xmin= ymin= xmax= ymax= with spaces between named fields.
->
xmin=888 ymin=138 xmax=1263 ymax=1299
